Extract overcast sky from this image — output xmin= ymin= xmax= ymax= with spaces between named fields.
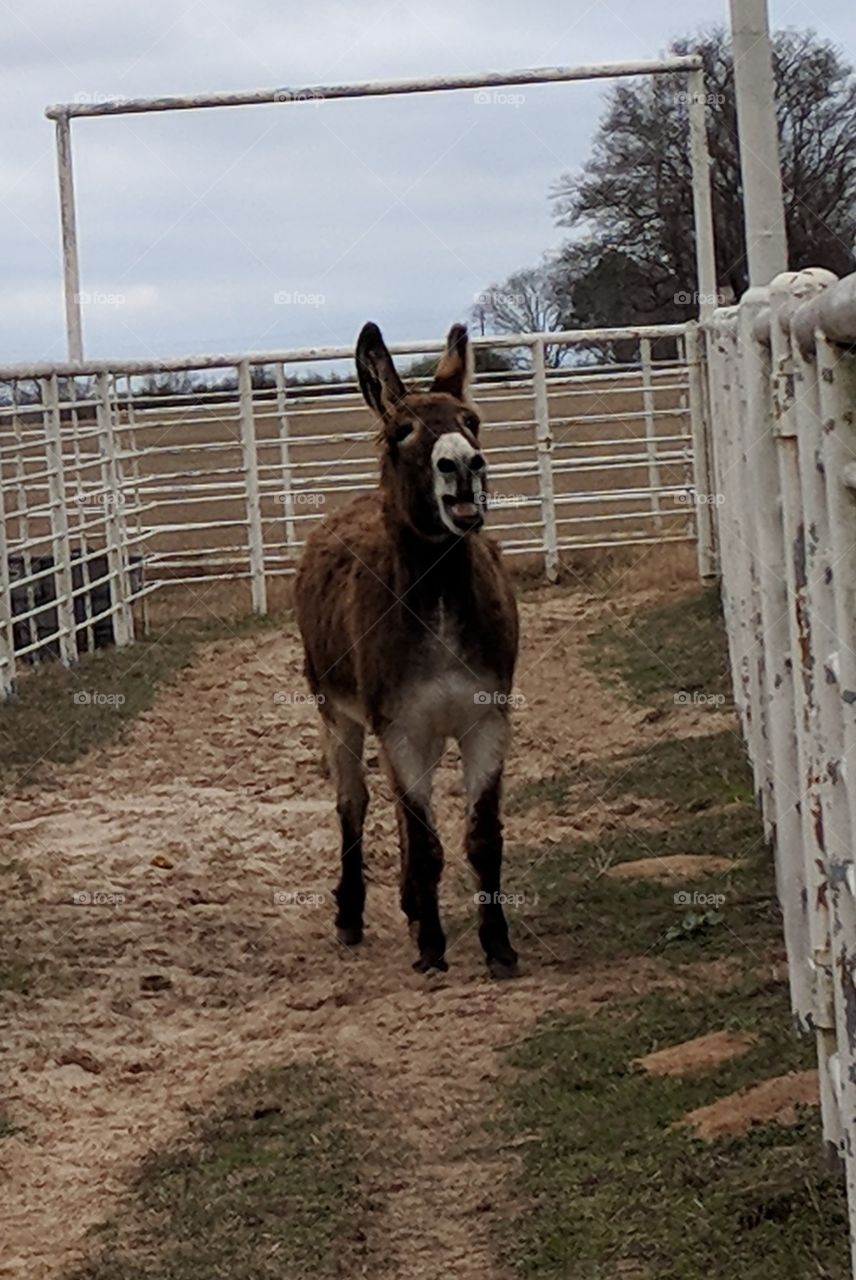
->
xmin=1 ymin=0 xmax=855 ymax=366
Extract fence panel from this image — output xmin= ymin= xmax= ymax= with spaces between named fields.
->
xmin=709 ymin=268 xmax=856 ymax=1273
xmin=1 ymin=322 xmax=703 ymax=688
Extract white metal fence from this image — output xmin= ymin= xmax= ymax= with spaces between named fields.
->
xmin=709 ymin=267 xmax=856 ymax=1270
xmin=0 ymin=322 xmax=708 ymax=696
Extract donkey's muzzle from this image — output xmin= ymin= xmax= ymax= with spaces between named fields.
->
xmin=443 ymin=495 xmax=484 ymax=533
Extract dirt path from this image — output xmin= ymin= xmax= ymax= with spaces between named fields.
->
xmin=1 ymin=581 xmax=713 ymax=1280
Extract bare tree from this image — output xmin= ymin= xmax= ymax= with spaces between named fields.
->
xmin=551 ymin=28 xmax=856 ymax=318
xmin=471 ymin=266 xmax=567 ymax=366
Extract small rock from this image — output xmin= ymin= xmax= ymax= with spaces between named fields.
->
xmin=641 ymin=707 xmax=665 ymax=724
xmin=56 ymin=1048 xmax=102 ymax=1075
xmin=140 ymin=973 xmax=172 ymax=993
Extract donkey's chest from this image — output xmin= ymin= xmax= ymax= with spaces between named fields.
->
xmin=391 ymin=607 xmax=497 ymax=738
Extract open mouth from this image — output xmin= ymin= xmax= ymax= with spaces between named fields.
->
xmin=443 ymin=496 xmax=484 ymax=532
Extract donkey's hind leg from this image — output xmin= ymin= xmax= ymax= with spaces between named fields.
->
xmin=381 ymin=729 xmax=447 ymax=973
xmin=323 ymin=711 xmax=368 ymax=946
xmin=460 ymin=711 xmax=519 ymax=979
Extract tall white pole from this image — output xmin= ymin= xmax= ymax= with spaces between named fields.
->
xmin=55 ymin=115 xmax=84 ymax=361
xmin=688 ymin=68 xmax=719 ymax=319
xmin=729 ymin=0 xmax=788 ymax=287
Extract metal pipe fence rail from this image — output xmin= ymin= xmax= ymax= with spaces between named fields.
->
xmin=0 ymin=322 xmax=709 ymax=695
xmin=708 ymin=267 xmax=856 ymax=1273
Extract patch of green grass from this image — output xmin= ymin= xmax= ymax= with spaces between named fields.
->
xmin=492 ymin=584 xmax=847 ymax=1277
xmin=71 ymin=1062 xmax=378 ymax=1280
xmin=0 ymin=611 xmax=284 ymax=793
xmin=509 ymin=729 xmax=754 ymax=818
xmin=504 ymin=593 xmax=769 ymax=970
xmin=605 ymin=730 xmax=755 ymax=810
xmin=505 ymin=804 xmax=774 ymax=971
xmin=0 ymin=633 xmax=193 ymax=792
xmin=590 ymin=586 xmax=732 ymax=710
xmin=499 ymin=983 xmax=847 ymax=1279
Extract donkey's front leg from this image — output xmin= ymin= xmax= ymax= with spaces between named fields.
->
xmin=461 ymin=713 xmax=519 ymax=979
xmin=323 ymin=713 xmax=368 ymax=946
xmin=382 ymin=730 xmax=447 ymax=973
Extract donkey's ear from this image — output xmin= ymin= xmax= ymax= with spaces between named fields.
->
xmin=430 ymin=323 xmax=472 ymax=401
xmin=356 ymin=322 xmax=406 ymax=420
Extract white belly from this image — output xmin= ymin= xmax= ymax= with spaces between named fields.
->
xmin=395 ymin=666 xmax=494 ymax=741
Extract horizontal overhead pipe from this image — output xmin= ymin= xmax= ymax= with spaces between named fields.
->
xmin=45 ymin=57 xmax=703 ymax=120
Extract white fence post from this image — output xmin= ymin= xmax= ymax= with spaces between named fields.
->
xmin=685 ymin=323 xmax=717 ymax=581
xmin=769 ymin=273 xmax=840 ymax=1147
xmin=718 ymin=314 xmax=768 ymax=806
xmin=238 ymin=360 xmax=268 ymax=614
xmin=707 ymin=313 xmax=751 ymax=736
xmin=721 ymin=290 xmax=813 ymax=1025
xmin=790 ymin=277 xmax=845 ymax=1163
xmin=816 ymin=326 xmax=856 ymax=1258
xmin=43 ymin=374 xmax=78 ymax=667
xmin=96 ymin=371 xmax=133 ymax=646
xmin=687 ymin=67 xmax=718 ymax=322
xmin=274 ymin=362 xmax=298 ymax=553
xmin=639 ymin=337 xmax=662 ymax=528
xmin=532 ymin=338 xmax=559 ymax=583
xmin=0 ymin=459 xmax=14 ymax=697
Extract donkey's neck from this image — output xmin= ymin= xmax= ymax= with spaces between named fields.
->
xmin=391 ymin=523 xmax=474 ymax=600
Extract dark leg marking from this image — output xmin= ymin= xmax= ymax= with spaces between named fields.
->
xmin=399 ymin=790 xmax=447 ymax=973
xmin=466 ymin=773 xmax=519 ymax=979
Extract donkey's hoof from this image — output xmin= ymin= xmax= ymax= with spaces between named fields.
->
xmin=487 ymin=954 xmax=521 ymax=980
xmin=336 ymin=925 xmax=363 ymax=947
xmin=413 ymin=954 xmax=449 ymax=974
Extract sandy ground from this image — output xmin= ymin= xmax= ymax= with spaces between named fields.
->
xmin=680 ymin=1070 xmax=820 ymax=1139
xmin=1 ymin=577 xmax=744 ymax=1280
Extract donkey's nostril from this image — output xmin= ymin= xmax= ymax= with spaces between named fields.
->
xmin=437 ymin=458 xmax=457 ymax=474
xmin=471 ymin=454 xmax=486 ymax=471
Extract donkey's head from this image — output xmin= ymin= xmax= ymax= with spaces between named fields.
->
xmin=356 ymin=321 xmax=487 ymax=539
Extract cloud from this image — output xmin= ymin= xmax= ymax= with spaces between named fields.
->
xmin=0 ymin=0 xmax=853 ymax=362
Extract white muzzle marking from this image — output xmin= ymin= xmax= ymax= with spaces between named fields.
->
xmin=432 ymin=433 xmax=485 ymax=534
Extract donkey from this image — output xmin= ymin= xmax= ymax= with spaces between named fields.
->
xmin=294 ymin=321 xmax=520 ymax=978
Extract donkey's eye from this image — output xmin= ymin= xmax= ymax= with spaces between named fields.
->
xmin=464 ymin=412 xmax=480 ymax=433
xmin=393 ymin=421 xmax=414 ymax=444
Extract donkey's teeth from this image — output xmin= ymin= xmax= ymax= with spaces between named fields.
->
xmin=449 ymin=502 xmax=479 ymax=518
